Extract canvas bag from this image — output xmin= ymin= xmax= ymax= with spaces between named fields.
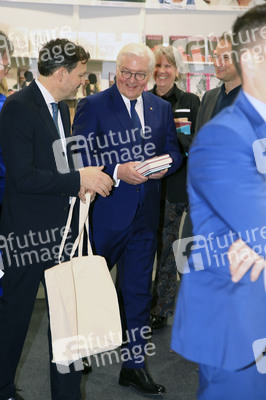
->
xmin=45 ymin=194 xmax=122 ymax=366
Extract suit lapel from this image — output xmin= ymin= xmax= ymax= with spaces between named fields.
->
xmin=207 ymin=88 xmax=220 ymax=122
xmin=142 ymin=92 xmax=155 ymax=133
xmin=109 ymin=84 xmax=135 ymax=131
xmin=58 ymin=102 xmax=71 ymax=138
xmin=29 ymin=81 xmax=62 ymax=142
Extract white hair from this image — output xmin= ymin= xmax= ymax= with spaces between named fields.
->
xmin=117 ymin=43 xmax=155 ymax=73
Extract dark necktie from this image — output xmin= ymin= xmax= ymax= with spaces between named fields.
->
xmin=51 ymin=102 xmax=60 ymax=136
xmin=130 ymin=99 xmax=143 ymax=147
xmin=130 ymin=99 xmax=145 ymax=203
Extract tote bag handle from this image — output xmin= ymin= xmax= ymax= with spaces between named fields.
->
xmin=58 ymin=193 xmax=92 ymax=264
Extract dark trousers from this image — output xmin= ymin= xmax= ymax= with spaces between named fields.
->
xmin=92 ymin=204 xmax=157 ymax=369
xmin=0 ymin=229 xmax=82 ymax=400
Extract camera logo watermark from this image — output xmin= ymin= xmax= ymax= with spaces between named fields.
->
xmin=173 ymin=227 xmax=266 ymax=274
xmin=252 ymin=338 xmax=266 ymax=374
xmin=253 ymin=138 xmax=266 ymax=174
xmin=173 ymin=235 xmax=210 ymax=274
xmin=0 ymin=226 xmax=72 ymax=270
xmin=53 ymin=128 xmax=157 ymax=173
xmin=54 ymin=326 xmax=155 ymax=374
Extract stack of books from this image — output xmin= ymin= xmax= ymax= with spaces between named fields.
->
xmin=135 ymin=154 xmax=172 ymax=176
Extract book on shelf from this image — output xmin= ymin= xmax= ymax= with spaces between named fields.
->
xmin=207 ymin=36 xmax=220 ymax=62
xmin=145 ymin=35 xmax=163 ymax=52
xmin=169 ymin=35 xmax=189 ymax=61
xmin=135 ymin=154 xmax=172 ymax=176
xmin=186 ymin=36 xmax=207 ymax=63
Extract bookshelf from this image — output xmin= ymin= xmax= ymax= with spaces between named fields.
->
xmin=1 ymin=0 xmax=241 ymax=92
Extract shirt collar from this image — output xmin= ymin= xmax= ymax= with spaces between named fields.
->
xmin=220 ymin=83 xmax=241 ymax=97
xmin=121 ymin=93 xmax=143 ymax=108
xmin=35 ymin=78 xmax=56 ymax=106
xmin=244 ymin=91 xmax=266 ymax=122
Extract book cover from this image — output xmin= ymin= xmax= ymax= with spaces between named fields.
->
xmin=175 ymin=120 xmax=191 ymax=136
xmin=135 ymin=154 xmax=172 ymax=176
xmin=207 ymin=35 xmax=219 ymax=62
xmin=169 ymin=35 xmax=189 ymax=61
xmin=186 ymin=36 xmax=207 ymax=63
xmin=145 ymin=35 xmax=163 ymax=52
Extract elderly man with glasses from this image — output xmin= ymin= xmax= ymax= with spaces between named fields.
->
xmin=73 ymin=43 xmax=182 ymax=396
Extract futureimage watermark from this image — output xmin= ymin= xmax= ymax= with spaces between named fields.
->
xmin=173 ymin=226 xmax=266 ymax=274
xmin=54 ymin=325 xmax=155 ymax=374
xmin=0 ymin=226 xmax=72 ymax=269
xmin=53 ymin=131 xmax=157 ymax=173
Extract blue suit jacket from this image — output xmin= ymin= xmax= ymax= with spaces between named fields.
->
xmin=73 ymin=83 xmax=182 ymax=231
xmin=171 ymin=90 xmax=266 ymax=370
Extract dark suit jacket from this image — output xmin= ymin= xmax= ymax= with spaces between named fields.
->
xmin=172 ymin=90 xmax=266 ymax=370
xmin=195 ymin=86 xmax=220 ymax=133
xmin=73 ymin=83 xmax=182 ymax=231
xmin=0 ymin=81 xmax=80 ymax=267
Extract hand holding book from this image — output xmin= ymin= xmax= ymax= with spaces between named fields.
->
xmin=134 ymin=154 xmax=173 ymax=177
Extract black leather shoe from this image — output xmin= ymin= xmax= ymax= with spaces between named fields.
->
xmin=82 ymin=357 xmax=92 ymax=374
xmin=150 ymin=315 xmax=167 ymax=330
xmin=119 ymin=367 xmax=166 ymax=395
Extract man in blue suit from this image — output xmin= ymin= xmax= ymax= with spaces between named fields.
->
xmin=73 ymin=43 xmax=182 ymax=395
xmin=171 ymin=4 xmax=266 ymax=399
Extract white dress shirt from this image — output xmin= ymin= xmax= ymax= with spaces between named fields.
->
xmin=113 ymin=94 xmax=145 ymax=186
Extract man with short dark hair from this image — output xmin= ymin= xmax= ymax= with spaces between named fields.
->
xmin=171 ymin=4 xmax=266 ymax=399
xmin=0 ymin=38 xmax=113 ymax=400
xmin=195 ymin=32 xmax=242 ymax=132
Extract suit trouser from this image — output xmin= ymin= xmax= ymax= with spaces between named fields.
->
xmin=198 ymin=363 xmax=266 ymax=400
xmin=0 ymin=243 xmax=82 ymax=400
xmin=92 ymin=203 xmax=157 ymax=369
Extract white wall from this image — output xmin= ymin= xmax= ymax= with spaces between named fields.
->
xmin=0 ymin=0 xmax=243 ymax=90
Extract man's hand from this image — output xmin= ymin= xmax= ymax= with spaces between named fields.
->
xmin=117 ymin=162 xmax=148 ymax=185
xmin=79 ymin=166 xmax=113 ymax=198
xmin=228 ymin=239 xmax=266 ymax=283
xmin=78 ymin=186 xmax=96 ymax=204
xmin=148 ymin=169 xmax=168 ymax=180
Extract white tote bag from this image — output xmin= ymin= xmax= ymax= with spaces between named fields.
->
xmin=45 ymin=194 xmax=122 ymax=366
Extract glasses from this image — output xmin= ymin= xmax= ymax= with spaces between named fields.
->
xmin=0 ymin=62 xmax=11 ymax=73
xmin=120 ymin=70 xmax=147 ymax=81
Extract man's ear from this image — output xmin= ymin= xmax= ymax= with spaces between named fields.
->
xmin=54 ymin=67 xmax=67 ymax=82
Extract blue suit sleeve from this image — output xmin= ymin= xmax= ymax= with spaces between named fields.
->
xmin=188 ymin=120 xmax=266 ymax=257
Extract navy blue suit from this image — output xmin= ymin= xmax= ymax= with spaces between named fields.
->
xmin=171 ymin=91 xmax=266 ymax=398
xmin=73 ymin=83 xmax=182 ymax=368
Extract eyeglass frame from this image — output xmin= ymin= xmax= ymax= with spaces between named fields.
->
xmin=0 ymin=62 xmax=11 ymax=73
xmin=120 ymin=70 xmax=148 ymax=81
